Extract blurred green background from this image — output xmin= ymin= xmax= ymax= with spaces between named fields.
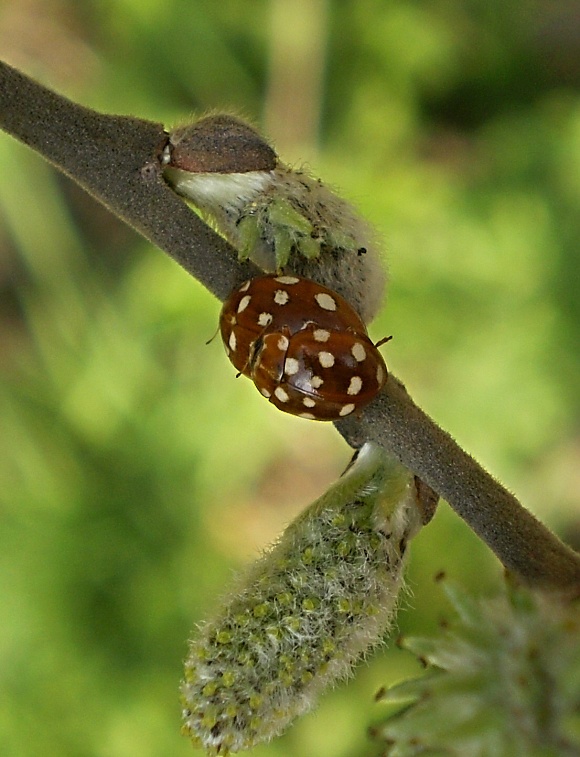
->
xmin=1 ymin=1 xmax=579 ymax=755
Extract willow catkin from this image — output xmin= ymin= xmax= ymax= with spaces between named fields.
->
xmin=374 ymin=582 xmax=580 ymax=755
xmin=162 ymin=114 xmax=386 ymax=324
xmin=181 ymin=443 xmax=423 ymax=754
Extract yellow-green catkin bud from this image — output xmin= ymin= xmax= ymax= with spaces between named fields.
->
xmin=373 ymin=581 xmax=580 ymax=755
xmin=162 ymin=114 xmax=385 ymax=323
xmin=181 ymin=443 xmax=424 ymax=754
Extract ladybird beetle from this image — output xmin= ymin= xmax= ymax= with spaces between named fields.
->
xmin=219 ymin=275 xmax=387 ymax=421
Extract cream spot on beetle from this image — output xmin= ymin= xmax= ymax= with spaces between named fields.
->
xmin=311 ymin=375 xmax=324 ymax=388
xmin=239 ymin=281 xmax=251 ymax=292
xmin=274 ymin=386 xmax=290 ymax=403
xmin=229 ymin=332 xmax=237 ymax=351
xmin=275 ymin=276 xmax=299 ymax=285
xmin=277 ymin=335 xmax=289 ymax=351
xmin=339 ymin=403 xmax=356 ymax=416
xmin=237 ymin=295 xmax=251 ymax=313
xmin=347 ymin=376 xmax=363 ymax=395
xmin=376 ymin=364 xmax=385 ymax=384
xmin=258 ymin=312 xmax=273 ymax=327
xmin=351 ymin=342 xmax=366 ymax=362
xmin=318 ymin=351 xmax=335 ymax=368
xmin=260 ymin=388 xmax=271 ymax=398
xmin=313 ymin=329 xmax=331 ymax=342
xmin=302 ymin=397 xmax=316 ymax=408
xmin=274 ymin=289 xmax=290 ymax=305
xmin=299 ymin=412 xmax=316 ymax=420
xmin=314 ymin=292 xmax=337 ymax=311
xmin=284 ymin=357 xmax=300 ymax=375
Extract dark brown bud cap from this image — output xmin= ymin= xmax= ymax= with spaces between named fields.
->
xmin=166 ymin=114 xmax=278 ymax=174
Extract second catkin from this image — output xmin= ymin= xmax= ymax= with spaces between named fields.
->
xmin=181 ymin=442 xmax=424 ymax=754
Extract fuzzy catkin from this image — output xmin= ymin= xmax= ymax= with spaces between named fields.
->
xmin=181 ymin=443 xmax=422 ymax=754
xmin=163 ymin=115 xmax=386 ymax=324
xmin=374 ymin=582 xmax=580 ymax=755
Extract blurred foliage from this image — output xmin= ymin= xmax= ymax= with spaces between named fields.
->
xmin=0 ymin=1 xmax=579 ymax=756
xmin=373 ymin=581 xmax=580 ymax=756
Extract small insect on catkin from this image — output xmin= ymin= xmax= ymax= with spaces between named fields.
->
xmin=181 ymin=443 xmax=424 ymax=754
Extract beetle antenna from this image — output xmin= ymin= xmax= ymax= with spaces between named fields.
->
xmin=375 ymin=335 xmax=393 ymax=349
xmin=206 ymin=324 xmax=220 ymax=345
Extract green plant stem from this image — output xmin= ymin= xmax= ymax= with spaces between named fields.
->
xmin=1 ymin=60 xmax=578 ymax=597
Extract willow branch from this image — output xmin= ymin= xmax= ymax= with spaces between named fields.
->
xmin=336 ymin=383 xmax=580 ymax=597
xmin=0 ymin=60 xmax=256 ymax=299
xmin=1 ymin=60 xmax=578 ymax=597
